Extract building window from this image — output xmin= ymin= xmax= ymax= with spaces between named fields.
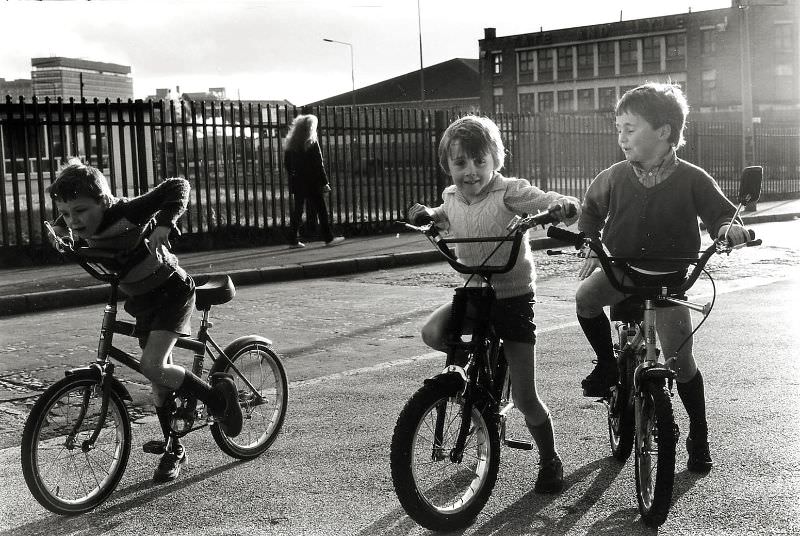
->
xmin=557 ymin=90 xmax=574 ymax=112
xmin=557 ymin=47 xmax=573 ymax=80
xmin=519 ymin=92 xmax=536 ymax=114
xmin=598 ymin=41 xmax=614 ymax=77
xmin=577 ymin=89 xmax=594 ymax=111
xmin=642 ymin=36 xmax=660 ymax=71
xmin=666 ymin=34 xmax=685 ymax=68
xmin=577 ymin=44 xmax=594 ymax=78
xmin=701 ymin=29 xmax=716 ymax=55
xmin=701 ymin=69 xmax=717 ymax=104
xmin=538 ymin=91 xmax=554 ymax=113
xmin=518 ymin=50 xmax=535 ymax=83
xmin=775 ymin=23 xmax=794 ymax=52
xmin=598 ymin=87 xmax=616 ymax=110
xmin=538 ymin=49 xmax=554 ymax=82
xmin=492 ymin=53 xmax=503 ymax=75
xmin=493 ymin=95 xmax=504 ymax=114
xmin=775 ymin=64 xmax=795 ymax=100
xmin=619 ymin=39 xmax=638 ymax=75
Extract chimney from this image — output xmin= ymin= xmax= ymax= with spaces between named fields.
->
xmin=484 ymin=28 xmax=496 ymax=40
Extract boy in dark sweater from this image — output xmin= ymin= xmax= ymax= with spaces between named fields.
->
xmin=575 ymin=83 xmax=750 ymax=472
xmin=48 ymin=159 xmax=242 ymax=483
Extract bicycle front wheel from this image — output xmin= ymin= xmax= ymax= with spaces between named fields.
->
xmin=21 ymin=376 xmax=131 ymax=515
xmin=608 ymin=347 xmax=634 ymax=461
xmin=634 ymin=380 xmax=676 ymax=527
xmin=210 ymin=339 xmax=288 ymax=459
xmin=390 ymin=381 xmax=500 ymax=531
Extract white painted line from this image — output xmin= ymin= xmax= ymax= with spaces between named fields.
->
xmin=289 ymin=275 xmax=791 ymax=390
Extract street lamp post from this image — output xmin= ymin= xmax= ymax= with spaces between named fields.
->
xmin=323 ymin=38 xmax=356 ymax=107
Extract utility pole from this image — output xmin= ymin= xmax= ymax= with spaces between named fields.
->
xmin=418 ymin=0 xmax=425 ymax=103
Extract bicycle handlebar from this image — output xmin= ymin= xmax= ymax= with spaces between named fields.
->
xmin=545 ymin=225 xmax=761 ymax=297
xmin=403 ymin=206 xmax=571 ymax=275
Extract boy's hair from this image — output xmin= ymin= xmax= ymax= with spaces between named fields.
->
xmin=284 ymin=114 xmax=319 ymax=153
xmin=48 ymin=157 xmax=113 ymax=204
xmin=438 ymin=115 xmax=505 ymax=174
xmin=616 ymin=82 xmax=689 ymax=149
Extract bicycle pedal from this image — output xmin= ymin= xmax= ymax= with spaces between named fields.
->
xmin=142 ymin=440 xmax=166 ymax=455
xmin=504 ymin=438 xmax=534 ymax=450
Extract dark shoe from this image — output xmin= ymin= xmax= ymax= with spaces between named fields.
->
xmin=324 ymin=236 xmax=345 ymax=247
xmin=288 ymin=241 xmax=306 ymax=249
xmin=686 ymin=436 xmax=713 ymax=473
xmin=210 ymin=373 xmax=243 ymax=438
xmin=153 ymin=444 xmax=187 ymax=483
xmin=534 ymin=456 xmax=564 ymax=494
xmin=581 ymin=360 xmax=617 ymax=397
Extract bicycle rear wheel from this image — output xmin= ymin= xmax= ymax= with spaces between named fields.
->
xmin=390 ymin=381 xmax=500 ymax=531
xmin=210 ymin=339 xmax=288 ymax=459
xmin=634 ymin=380 xmax=676 ymax=527
xmin=21 ymin=376 xmax=131 ymax=515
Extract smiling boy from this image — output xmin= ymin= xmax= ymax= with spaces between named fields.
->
xmin=574 ymin=83 xmax=750 ymax=472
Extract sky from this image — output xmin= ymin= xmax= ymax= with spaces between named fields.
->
xmin=0 ymin=0 xmax=732 ymax=105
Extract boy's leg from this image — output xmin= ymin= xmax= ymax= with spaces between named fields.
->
xmin=658 ymin=307 xmax=712 ymax=472
xmin=419 ymin=302 xmax=455 ymax=352
xmin=575 ymin=268 xmax=626 ymax=396
xmin=141 ymin=330 xmax=243 ymax=438
xmin=503 ymin=341 xmax=563 ymax=494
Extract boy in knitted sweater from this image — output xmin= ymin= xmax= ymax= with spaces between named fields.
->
xmin=575 ymin=83 xmax=750 ymax=472
xmin=48 ymin=159 xmax=243 ymax=483
xmin=408 ymin=115 xmax=580 ymax=493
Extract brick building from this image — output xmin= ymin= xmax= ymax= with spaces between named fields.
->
xmin=30 ymin=57 xmax=133 ymax=101
xmin=479 ymin=1 xmax=798 ymax=120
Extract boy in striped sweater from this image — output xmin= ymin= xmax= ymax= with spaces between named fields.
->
xmin=409 ymin=115 xmax=580 ymax=494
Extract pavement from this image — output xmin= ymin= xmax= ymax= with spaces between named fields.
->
xmin=1 ymin=197 xmax=798 ymax=317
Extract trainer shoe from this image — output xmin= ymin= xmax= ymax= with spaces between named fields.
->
xmin=288 ymin=241 xmax=306 ymax=249
xmin=324 ymin=236 xmax=345 ymax=247
xmin=534 ymin=456 xmax=564 ymax=494
xmin=686 ymin=436 xmax=713 ymax=473
xmin=153 ymin=444 xmax=187 ymax=483
xmin=581 ymin=360 xmax=617 ymax=397
xmin=210 ymin=373 xmax=243 ymax=438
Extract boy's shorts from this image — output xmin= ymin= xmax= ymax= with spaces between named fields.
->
xmin=124 ymin=271 xmax=195 ymax=338
xmin=464 ymin=291 xmax=537 ymax=344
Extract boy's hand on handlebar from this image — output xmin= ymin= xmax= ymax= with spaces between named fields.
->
xmin=546 ymin=197 xmax=580 ymax=226
xmin=407 ymin=203 xmax=434 ymax=226
xmin=717 ymin=223 xmax=750 ymax=246
xmin=44 ymin=220 xmax=74 ymax=252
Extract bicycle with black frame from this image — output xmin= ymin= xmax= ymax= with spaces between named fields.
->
xmin=389 ymin=206 xmax=570 ymax=531
xmin=544 ymin=167 xmax=762 ymax=527
xmin=20 ymin=225 xmax=289 ymax=515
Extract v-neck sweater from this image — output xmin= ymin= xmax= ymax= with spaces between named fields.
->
xmin=430 ymin=173 xmax=576 ymax=299
xmin=579 ymin=159 xmax=738 ymax=271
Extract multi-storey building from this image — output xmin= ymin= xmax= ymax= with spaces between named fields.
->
xmin=0 ymin=78 xmax=33 ymax=100
xmin=479 ymin=1 xmax=798 ymax=120
xmin=30 ymin=57 xmax=133 ymax=101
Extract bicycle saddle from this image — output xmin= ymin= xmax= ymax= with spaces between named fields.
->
xmin=194 ymin=275 xmax=236 ymax=309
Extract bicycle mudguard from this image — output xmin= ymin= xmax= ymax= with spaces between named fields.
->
xmin=423 ymin=370 xmax=467 ymax=392
xmin=212 ymin=335 xmax=274 ymax=373
xmin=65 ymin=366 xmax=133 ymax=401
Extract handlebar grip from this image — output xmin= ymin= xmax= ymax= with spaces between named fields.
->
xmin=546 ymin=226 xmax=584 ymax=249
xmin=746 ymin=239 xmax=762 ymax=247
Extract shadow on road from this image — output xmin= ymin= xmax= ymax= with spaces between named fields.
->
xmin=355 ymin=456 xmax=626 ymax=536
xmin=1 ymin=459 xmax=245 ymax=536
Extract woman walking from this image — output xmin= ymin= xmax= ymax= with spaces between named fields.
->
xmin=284 ymin=114 xmax=344 ymax=248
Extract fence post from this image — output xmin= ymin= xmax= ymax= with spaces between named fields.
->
xmin=432 ymin=110 xmax=448 ymax=196
xmin=133 ymin=99 xmax=149 ymax=193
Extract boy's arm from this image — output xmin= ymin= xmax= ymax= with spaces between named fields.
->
xmin=693 ymin=171 xmax=741 ymax=237
xmin=577 ymin=169 xmax=612 ymax=240
xmin=123 ymin=177 xmax=190 ymax=228
xmin=502 ymin=178 xmax=580 ymax=226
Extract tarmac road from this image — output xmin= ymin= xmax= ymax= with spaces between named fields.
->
xmin=0 ymin=221 xmax=798 ymax=535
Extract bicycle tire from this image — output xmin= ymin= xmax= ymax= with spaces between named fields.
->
xmin=21 ymin=376 xmax=131 ymax=515
xmin=210 ymin=339 xmax=288 ymax=459
xmin=634 ymin=380 xmax=676 ymax=528
xmin=608 ymin=347 xmax=635 ymax=461
xmin=390 ymin=381 xmax=500 ymax=531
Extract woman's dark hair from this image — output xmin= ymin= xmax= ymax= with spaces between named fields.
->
xmin=48 ymin=157 xmax=113 ymax=203
xmin=616 ymin=82 xmax=689 ymax=148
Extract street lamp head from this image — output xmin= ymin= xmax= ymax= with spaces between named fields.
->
xmin=323 ymin=38 xmax=333 ymax=42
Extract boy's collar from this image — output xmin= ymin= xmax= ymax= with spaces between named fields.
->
xmin=629 ymin=147 xmax=677 ymax=174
